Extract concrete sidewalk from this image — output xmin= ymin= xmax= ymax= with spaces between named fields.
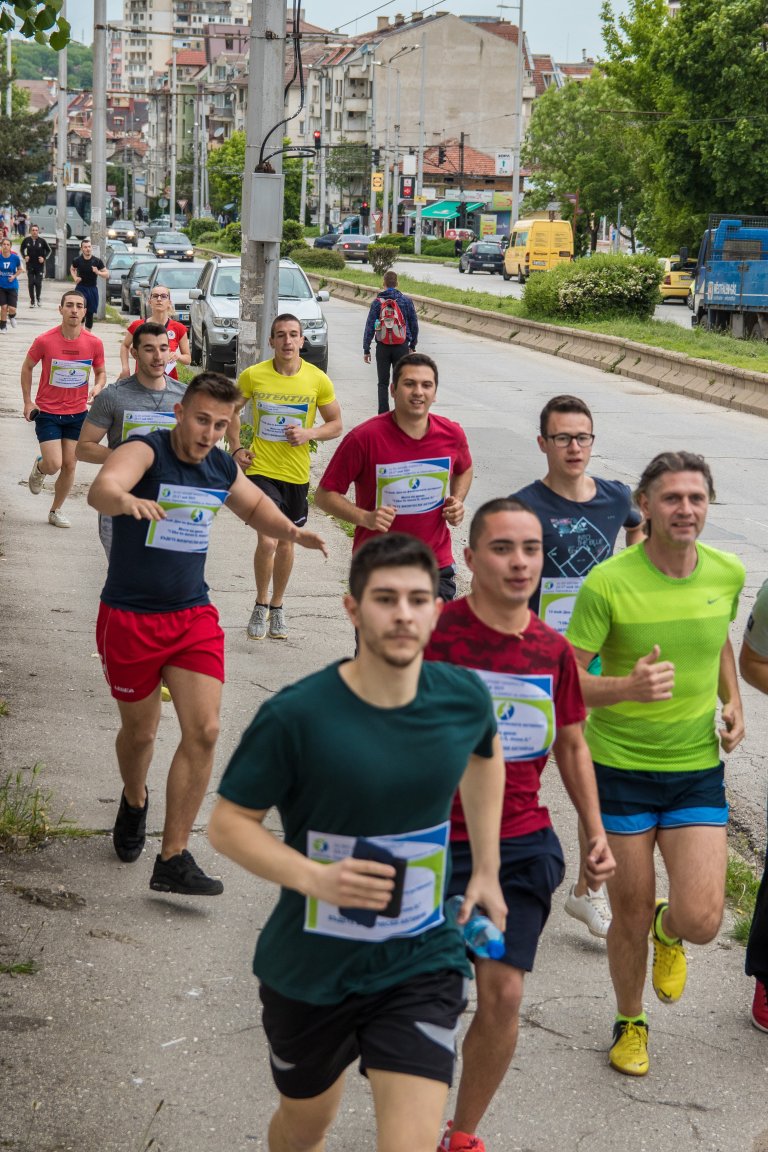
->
xmin=1 ymin=285 xmax=767 ymax=1152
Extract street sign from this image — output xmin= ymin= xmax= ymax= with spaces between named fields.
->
xmin=495 ymin=150 xmax=513 ymax=176
xmin=400 ymin=176 xmax=415 ymax=198
xmin=178 ymin=199 xmax=188 ymax=211
xmin=158 ymin=197 xmax=169 ymax=208
xmin=372 ymin=172 xmax=384 ymax=192
xmin=413 ymin=195 xmax=428 ymax=204
xmin=402 ymin=154 xmax=417 ymax=176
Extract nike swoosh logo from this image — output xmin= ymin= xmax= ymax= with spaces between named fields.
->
xmin=707 ymin=597 xmax=725 ymax=605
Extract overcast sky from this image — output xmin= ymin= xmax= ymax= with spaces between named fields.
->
xmin=60 ymin=0 xmax=630 ymax=62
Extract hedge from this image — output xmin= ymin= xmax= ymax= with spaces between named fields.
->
xmin=185 ymin=217 xmax=221 ymax=243
xmin=523 ymin=254 xmax=663 ymax=321
xmin=291 ymin=247 xmax=346 ymax=272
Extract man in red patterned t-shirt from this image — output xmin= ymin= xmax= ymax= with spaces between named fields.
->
xmin=425 ymin=497 xmax=615 ymax=1152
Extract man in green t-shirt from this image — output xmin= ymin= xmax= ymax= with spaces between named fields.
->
xmin=209 ymin=533 xmax=506 ymax=1152
xmin=567 ymin=450 xmax=745 ymax=1078
xmin=226 ymin=313 xmax=342 ymax=641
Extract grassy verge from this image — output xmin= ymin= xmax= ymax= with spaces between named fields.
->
xmin=324 ymin=266 xmax=768 ymax=375
xmin=0 ymin=764 xmax=77 ymax=850
xmin=726 ymin=852 xmax=761 ymax=943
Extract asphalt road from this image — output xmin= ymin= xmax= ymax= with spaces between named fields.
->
xmin=1 ymin=286 xmax=767 ymax=1152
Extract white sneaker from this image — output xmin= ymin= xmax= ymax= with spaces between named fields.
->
xmin=48 ymin=509 xmax=71 ymax=528
xmin=29 ymin=456 xmax=45 ymax=494
xmin=8 ymin=315 xmax=16 ymax=328
xmin=564 ymin=883 xmax=611 ymax=938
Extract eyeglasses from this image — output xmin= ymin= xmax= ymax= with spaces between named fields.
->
xmin=544 ymin=433 xmax=595 ymax=448
xmin=150 ymin=293 xmax=170 ymax=300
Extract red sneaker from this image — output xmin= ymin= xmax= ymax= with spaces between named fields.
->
xmin=448 ymin=1132 xmax=486 ymax=1152
xmin=438 ymin=1121 xmax=452 ymax=1151
xmin=751 ymin=979 xmax=768 ymax=1033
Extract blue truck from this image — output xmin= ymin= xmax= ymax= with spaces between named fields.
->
xmin=689 ymin=214 xmax=768 ymax=337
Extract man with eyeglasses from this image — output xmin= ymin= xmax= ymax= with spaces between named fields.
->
xmin=512 ymin=395 xmax=644 ymax=942
xmin=119 ymin=286 xmax=190 ymax=381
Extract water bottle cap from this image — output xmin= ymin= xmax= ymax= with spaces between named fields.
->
xmin=487 ymin=939 xmax=505 ymax=960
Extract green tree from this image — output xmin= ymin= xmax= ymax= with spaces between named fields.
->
xmin=208 ymin=130 xmax=245 ymax=216
xmin=0 ymin=78 xmax=53 ymax=206
xmin=13 ymin=38 xmax=92 ymax=87
xmin=325 ymin=139 xmax=369 ymax=212
xmin=522 ymin=73 xmax=644 ymax=253
xmin=283 ymin=140 xmax=304 ymax=222
xmin=1 ymin=0 xmax=70 ymax=48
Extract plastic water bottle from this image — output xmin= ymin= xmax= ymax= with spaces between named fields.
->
xmin=446 ymin=895 xmax=505 ymax=960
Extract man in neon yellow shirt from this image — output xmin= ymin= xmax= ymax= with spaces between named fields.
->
xmin=567 ymin=451 xmax=745 ymax=1078
xmin=227 ymin=313 xmax=342 ymax=640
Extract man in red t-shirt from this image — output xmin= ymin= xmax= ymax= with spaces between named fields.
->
xmin=21 ymin=289 xmax=107 ymax=528
xmin=316 ymin=352 xmax=471 ymax=600
xmin=424 ymin=497 xmax=615 ymax=1152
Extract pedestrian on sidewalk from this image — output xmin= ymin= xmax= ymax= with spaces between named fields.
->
xmin=21 ymin=290 xmax=106 ymax=528
xmin=425 ymin=498 xmax=615 ymax=1152
xmin=316 ymin=352 xmax=471 ymax=602
xmin=118 ymin=285 xmax=190 ymax=381
xmin=512 ymin=395 xmax=644 ymax=941
xmin=363 ymin=270 xmax=419 ymax=414
xmin=69 ymin=238 xmax=109 ymax=329
xmin=77 ymin=320 xmax=185 ymax=557
xmin=208 ymin=532 xmax=507 ymax=1152
xmin=87 ymin=371 xmax=329 ymax=896
xmin=20 ymin=225 xmax=52 ymax=308
xmin=0 ymin=236 xmax=22 ymax=331
xmin=226 ymin=312 xmax=342 ymax=643
xmin=567 ymin=451 xmax=745 ymax=1077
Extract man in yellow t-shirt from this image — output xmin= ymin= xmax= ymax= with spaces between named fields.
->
xmin=227 ymin=313 xmax=342 ymax=640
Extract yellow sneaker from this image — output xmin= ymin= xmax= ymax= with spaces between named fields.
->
xmin=609 ymin=1019 xmax=649 ymax=1076
xmin=651 ymin=898 xmax=687 ymax=1003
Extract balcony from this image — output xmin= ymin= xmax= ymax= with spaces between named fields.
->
xmin=345 ymin=97 xmax=369 ymax=113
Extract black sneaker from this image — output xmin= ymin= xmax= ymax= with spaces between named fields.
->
xmin=149 ymin=849 xmax=224 ymax=896
xmin=112 ymin=789 xmax=148 ymax=862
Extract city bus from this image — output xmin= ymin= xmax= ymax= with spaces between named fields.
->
xmin=28 ymin=184 xmax=114 ymax=241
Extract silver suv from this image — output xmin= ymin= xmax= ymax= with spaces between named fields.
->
xmin=188 ymin=257 xmax=330 ymax=376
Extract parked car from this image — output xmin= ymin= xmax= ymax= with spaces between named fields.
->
xmin=188 ymin=257 xmax=330 ymax=376
xmin=121 ymin=255 xmax=161 ymax=314
xmin=135 ymin=215 xmax=171 ymax=239
xmin=333 ymin=233 xmax=378 ymax=262
xmin=148 ymin=231 xmax=195 ymax=261
xmin=106 ymin=251 xmax=137 ymax=303
xmin=458 ymin=241 xmax=505 ymax=275
xmin=107 ymin=218 xmax=138 ymax=246
xmin=138 ymin=260 xmax=205 ymax=326
xmin=661 ymin=255 xmax=697 ymax=303
xmin=314 ymin=230 xmax=341 ymax=249
xmin=106 ymin=240 xmax=130 ymax=256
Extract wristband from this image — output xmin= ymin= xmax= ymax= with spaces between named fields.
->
xmin=232 ymin=446 xmax=245 ymax=457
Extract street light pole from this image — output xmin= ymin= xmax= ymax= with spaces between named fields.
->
xmin=511 ymin=0 xmax=525 ymax=227
xmin=169 ymin=47 xmax=177 ymax=229
xmin=92 ymin=0 xmax=107 ymax=318
xmin=414 ymin=31 xmax=426 ymax=256
xmin=192 ymin=84 xmax=200 ymax=218
xmin=382 ymin=67 xmax=391 ymax=235
xmin=55 ymin=1 xmax=68 ymax=280
xmin=369 ymin=53 xmax=377 ymax=225
xmin=392 ymin=70 xmax=401 ymax=234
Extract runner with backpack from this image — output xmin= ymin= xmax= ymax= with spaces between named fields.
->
xmin=363 ymin=270 xmax=419 ymax=415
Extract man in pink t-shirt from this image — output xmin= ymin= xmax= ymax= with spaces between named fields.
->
xmin=21 ymin=289 xmax=107 ymax=528
xmin=316 ymin=352 xmax=472 ymax=600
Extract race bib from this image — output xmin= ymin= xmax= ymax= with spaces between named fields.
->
xmin=473 ymin=670 xmax=555 ymax=762
xmin=145 ymin=484 xmax=228 ymax=553
xmin=375 ymin=457 xmax=451 ymax=515
xmin=257 ymin=399 xmax=309 ymax=442
xmin=304 ymin=822 xmax=450 ymax=942
xmin=539 ymin=576 xmax=585 ymax=634
xmin=49 ymin=359 xmax=92 ymax=389
xmin=122 ymin=410 xmax=177 ymax=440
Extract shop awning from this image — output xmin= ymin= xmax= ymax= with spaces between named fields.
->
xmin=406 ymin=199 xmax=485 ymax=220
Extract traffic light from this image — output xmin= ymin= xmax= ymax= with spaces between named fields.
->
xmin=372 ymin=148 xmax=381 ymax=166
xmin=360 ymin=200 xmax=369 ymax=216
xmin=438 ymin=145 xmax=446 ymax=166
xmin=313 ymin=130 xmax=322 ymax=151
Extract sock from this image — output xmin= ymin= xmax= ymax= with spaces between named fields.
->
xmin=269 ymin=604 xmax=283 ymax=610
xmin=615 ymin=1011 xmax=648 ymax=1026
xmin=654 ymin=903 xmax=681 ymax=946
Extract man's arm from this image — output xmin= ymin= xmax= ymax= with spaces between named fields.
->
xmin=573 ymin=644 xmax=676 ymax=708
xmin=95 ymin=263 xmax=110 ymax=279
xmin=363 ymin=299 xmax=379 ymax=361
xmin=87 ymin=439 xmax=163 ymax=518
xmin=315 ymin=484 xmax=397 ymax=534
xmin=208 ymin=799 xmax=396 ymax=911
xmin=284 ymin=398 xmax=342 ymax=447
xmin=456 ymin=735 xmax=507 ymax=931
xmin=225 ymin=394 xmax=255 ymax=470
xmin=552 ymin=724 xmax=615 ymax=887
xmin=740 ymin=635 xmax=768 ymax=695
xmin=90 ymin=364 xmax=107 ymax=399
xmin=718 ymin=635 xmax=744 ymax=753
xmin=625 ymin=524 xmax=646 ymax=546
xmin=225 ymin=467 xmax=328 ymax=555
xmin=444 ymin=465 xmax=473 ymax=527
xmin=70 ymin=262 xmax=80 ymax=283
xmin=76 ymin=418 xmax=111 ymax=464
xmin=406 ymin=297 xmax=419 ymax=349
xmin=20 ymin=354 xmax=37 ymax=417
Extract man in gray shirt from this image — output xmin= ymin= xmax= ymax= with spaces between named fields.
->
xmin=76 ymin=320 xmax=186 ymax=556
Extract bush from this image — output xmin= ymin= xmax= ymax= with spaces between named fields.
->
xmin=284 ymin=240 xmax=311 ymax=258
xmin=291 ymin=247 xmax=346 ymax=272
xmin=196 ymin=231 xmax=221 ymax=247
xmin=523 ymin=254 xmax=663 ymax=321
xmin=185 ymin=217 xmax=220 ymax=243
xmin=422 ymin=239 xmax=456 ymax=257
xmin=281 ymin=218 xmax=305 ymax=257
xmin=220 ymin=221 xmax=242 ymax=252
xmin=378 ymin=232 xmax=414 ymax=253
xmin=368 ymin=245 xmax=400 ymax=276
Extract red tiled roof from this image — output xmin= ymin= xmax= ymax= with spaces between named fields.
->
xmin=171 ymin=49 xmax=206 ymax=67
xmin=423 ymin=139 xmax=497 ymax=179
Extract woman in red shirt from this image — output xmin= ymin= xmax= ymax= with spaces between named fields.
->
xmin=119 ymin=284 xmax=191 ymax=380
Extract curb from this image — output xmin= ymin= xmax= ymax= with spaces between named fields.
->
xmin=308 ymin=273 xmax=768 ymax=419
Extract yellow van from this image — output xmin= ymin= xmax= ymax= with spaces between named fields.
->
xmin=503 ymin=218 xmax=574 ymax=282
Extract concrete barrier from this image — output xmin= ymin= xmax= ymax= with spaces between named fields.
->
xmin=308 ymin=272 xmax=768 ymax=419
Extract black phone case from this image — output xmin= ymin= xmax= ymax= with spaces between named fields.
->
xmin=339 ymin=838 xmax=407 ymax=926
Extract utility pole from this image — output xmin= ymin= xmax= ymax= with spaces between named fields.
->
xmin=92 ymin=0 xmax=107 ymax=319
xmin=55 ymin=1 xmax=68 ymax=280
xmin=200 ymin=96 xmax=208 ymax=212
xmin=5 ymin=30 xmax=11 ymax=117
xmin=414 ymin=31 xmax=426 ymax=256
xmin=318 ymin=72 xmax=327 ymax=231
xmin=192 ymin=84 xmax=200 ymax=218
xmin=169 ymin=48 xmax=177 ymax=229
xmin=368 ymin=52 xmax=377 ymax=223
xmin=511 ymin=0 xmax=525 ymax=227
xmin=392 ymin=71 xmax=401 ymax=234
xmin=237 ymin=0 xmax=284 ymax=376
xmin=458 ymin=131 xmax=465 ymax=228
xmin=382 ymin=67 xmax=391 ymax=235
xmin=299 ymin=70 xmax=311 ymax=227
